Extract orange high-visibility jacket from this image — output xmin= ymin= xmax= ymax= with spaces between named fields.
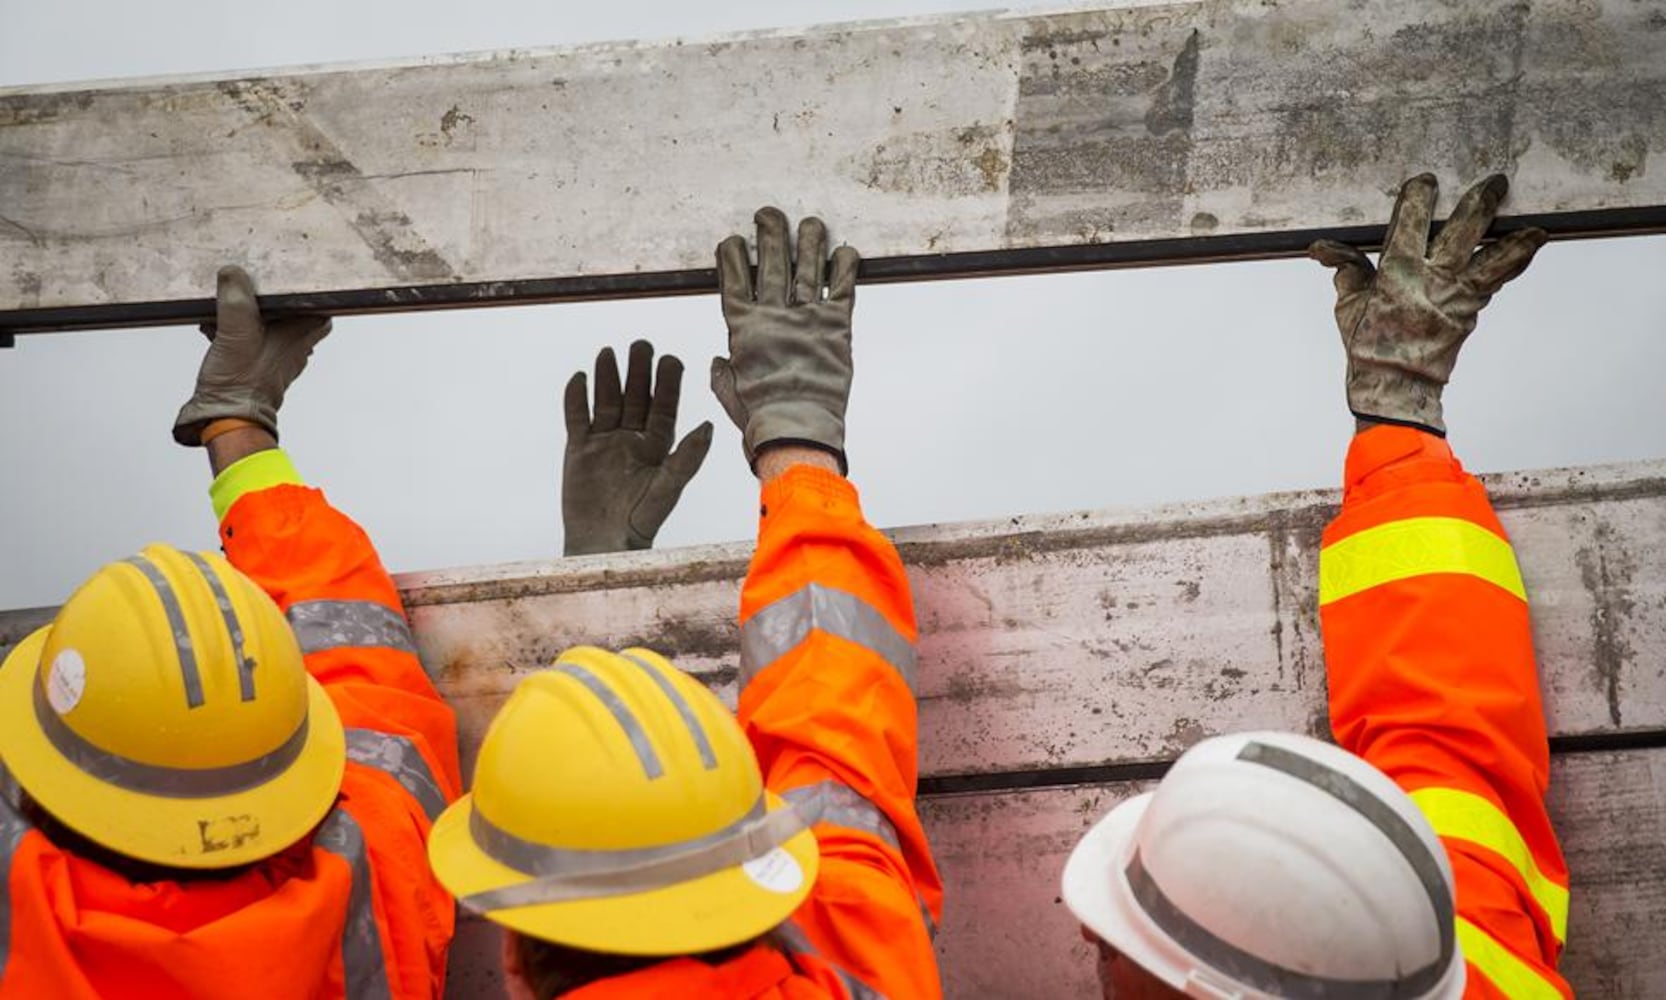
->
xmin=569 ymin=465 xmax=944 ymax=999
xmin=0 ymin=466 xmax=463 ymax=999
xmin=1320 ymin=427 xmax=1571 ymax=999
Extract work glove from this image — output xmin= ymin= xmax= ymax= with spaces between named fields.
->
xmin=173 ymin=266 xmax=331 ymax=446
xmin=1309 ymin=173 xmax=1547 ymax=436
xmin=562 ymin=340 xmax=714 ymax=555
xmin=711 ymin=207 xmax=858 ymax=473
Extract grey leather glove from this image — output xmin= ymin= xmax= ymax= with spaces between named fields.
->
xmin=563 ymin=340 xmax=713 ymax=555
xmin=173 ymin=266 xmax=331 ymax=446
xmin=1309 ymin=173 xmax=1547 ymax=436
xmin=711 ymin=207 xmax=858 ymax=473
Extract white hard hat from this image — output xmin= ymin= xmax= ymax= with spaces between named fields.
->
xmin=1061 ymin=731 xmax=1465 ymax=999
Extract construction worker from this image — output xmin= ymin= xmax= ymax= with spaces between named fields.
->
xmin=427 ymin=208 xmax=944 ymax=998
xmin=0 ymin=267 xmax=462 ymax=998
xmin=1061 ymin=174 xmax=1570 ymax=998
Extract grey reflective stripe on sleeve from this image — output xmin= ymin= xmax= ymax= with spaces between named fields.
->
xmin=344 ymin=729 xmax=447 ymax=822
xmin=551 ymin=661 xmax=663 ymax=780
xmin=315 ymin=809 xmax=394 ymax=1000
xmin=34 ymin=681 xmax=309 ymax=798
xmin=783 ymin=780 xmax=901 ymax=852
xmin=739 ymin=583 xmax=916 ymax=692
xmin=287 ymin=600 xmax=417 ymax=656
xmin=620 ymin=653 xmax=717 ymax=769
xmin=0 ymin=768 xmax=31 ymax=981
xmin=124 ymin=555 xmax=205 ymax=708
xmin=784 ymin=781 xmax=937 ymax=940
xmin=776 ymin=920 xmax=888 ymax=1000
xmin=1122 ymin=741 xmax=1454 ymax=1000
xmin=183 ymin=552 xmax=255 ymax=701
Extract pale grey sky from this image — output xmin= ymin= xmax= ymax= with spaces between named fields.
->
xmin=1 ymin=0 xmax=1662 ymax=610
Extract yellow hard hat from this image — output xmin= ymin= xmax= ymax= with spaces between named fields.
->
xmin=427 ymin=646 xmax=818 ymax=956
xmin=0 ymin=544 xmax=345 ymax=869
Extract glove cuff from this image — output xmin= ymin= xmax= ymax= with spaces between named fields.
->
xmin=743 ymin=404 xmax=847 ymax=474
xmin=174 ymin=395 xmax=279 ymax=447
xmin=1345 ymin=363 xmax=1446 ymax=437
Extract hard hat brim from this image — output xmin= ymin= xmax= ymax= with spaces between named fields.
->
xmin=427 ymin=787 xmax=820 ymax=956
xmin=1061 ymin=791 xmax=1207 ymax=992
xmin=0 ymin=627 xmax=346 ymax=869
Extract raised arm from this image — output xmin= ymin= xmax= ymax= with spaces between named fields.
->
xmin=174 ymin=266 xmax=462 ymax=800
xmin=1312 ymin=175 xmax=1569 ymax=998
xmin=714 ymin=208 xmax=943 ymax=999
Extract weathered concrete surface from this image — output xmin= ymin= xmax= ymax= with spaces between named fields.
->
xmin=440 ymin=750 xmax=1666 ymax=998
xmin=4 ymin=460 xmax=1663 ymax=779
xmin=4 ymin=0 xmax=1666 ymax=328
xmin=397 ymin=459 xmax=1666 ymax=780
xmin=4 ymin=459 xmax=1664 ymax=780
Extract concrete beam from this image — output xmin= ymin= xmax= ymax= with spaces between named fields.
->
xmin=3 ymin=0 xmax=1665 ymax=332
xmin=398 ymin=459 xmax=1666 ymax=783
xmin=4 ymin=459 xmax=1665 ymax=781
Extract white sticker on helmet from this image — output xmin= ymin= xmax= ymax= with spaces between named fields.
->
xmin=47 ymin=649 xmax=87 ymax=714
xmin=742 ymin=847 xmax=804 ymax=895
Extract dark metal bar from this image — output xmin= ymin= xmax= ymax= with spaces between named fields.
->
xmin=4 ymin=204 xmax=1663 ymax=338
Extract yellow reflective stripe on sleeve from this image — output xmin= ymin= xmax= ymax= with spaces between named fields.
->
xmin=1410 ymin=788 xmax=1568 ymax=944
xmin=1456 ymin=917 xmax=1565 ymax=1000
xmin=210 ymin=448 xmax=303 ymax=520
xmin=1319 ymin=516 xmax=1525 ymax=606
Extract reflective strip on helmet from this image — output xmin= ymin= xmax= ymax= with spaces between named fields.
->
xmin=1319 ymin=516 xmax=1526 ymax=607
xmin=1121 ymin=740 xmax=1456 ymax=999
xmin=461 ymin=796 xmax=805 ymax=911
xmin=1126 ymin=851 xmax=1444 ymax=999
xmin=783 ymin=780 xmax=901 ymax=852
xmin=776 ymin=920 xmax=889 ymax=1000
xmin=182 ymin=552 xmax=256 ymax=702
xmin=287 ymin=600 xmax=417 ymax=656
xmin=1455 ymin=916 xmax=1564 ymax=1000
xmin=32 ymin=681 xmax=309 ymax=798
xmin=1237 ymin=742 xmax=1455 ymax=945
xmin=124 ymin=554 xmax=206 ymax=708
xmin=551 ymin=661 xmax=664 ymax=779
xmin=740 ymin=583 xmax=916 ymax=692
xmin=620 ymin=652 xmax=717 ymax=770
xmin=345 ymin=728 xmax=447 ymax=823
xmin=315 ymin=809 xmax=394 ymax=1000
xmin=0 ymin=769 xmax=31 ymax=981
xmin=1410 ymin=787 xmax=1569 ymax=944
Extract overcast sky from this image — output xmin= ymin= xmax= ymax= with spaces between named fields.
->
xmin=2 ymin=0 xmax=1662 ymax=610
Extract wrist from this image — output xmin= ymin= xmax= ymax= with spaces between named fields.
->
xmin=201 ymin=417 xmax=261 ymax=445
xmin=1348 ymin=410 xmax=1447 ymax=439
xmin=754 ymin=443 xmax=842 ymax=482
xmin=207 ymin=425 xmax=280 ymax=477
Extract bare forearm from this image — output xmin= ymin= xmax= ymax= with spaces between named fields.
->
xmin=206 ymin=423 xmax=279 ymax=477
xmin=754 ymin=444 xmax=841 ymax=483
